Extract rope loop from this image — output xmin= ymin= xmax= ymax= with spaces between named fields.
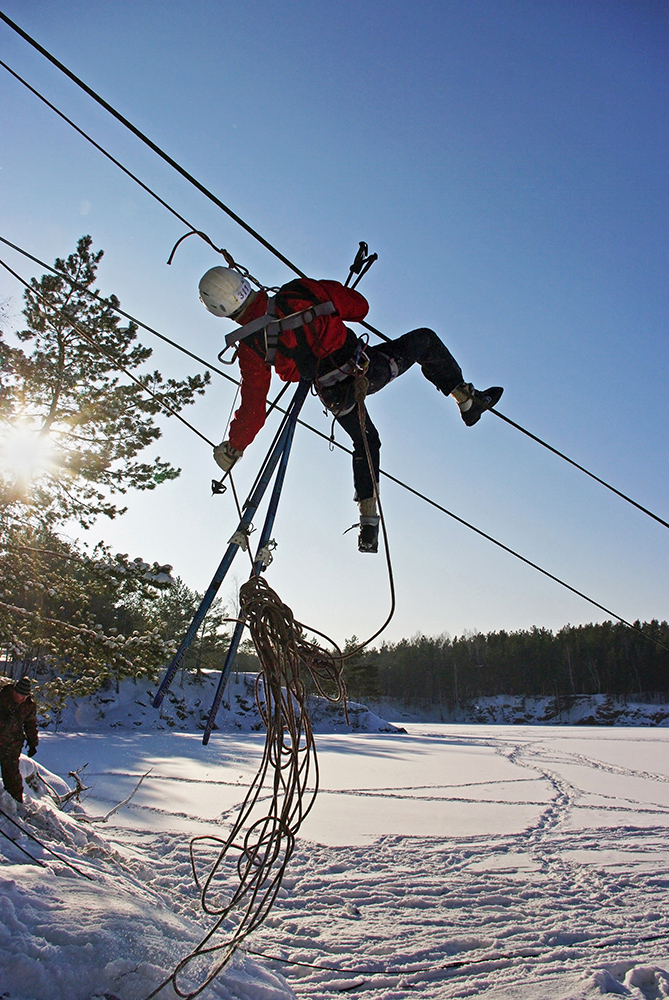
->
xmin=146 ymin=576 xmax=348 ymax=999
xmin=166 ymin=229 xmax=279 ymax=292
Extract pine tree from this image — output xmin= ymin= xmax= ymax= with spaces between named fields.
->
xmin=343 ymin=636 xmax=381 ymax=704
xmin=143 ymin=577 xmax=231 ymax=678
xmin=0 ymin=527 xmax=176 ymax=714
xmin=0 ymin=235 xmax=209 ymax=528
xmin=0 ymin=237 xmax=210 ymax=709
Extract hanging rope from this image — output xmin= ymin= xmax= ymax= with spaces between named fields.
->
xmin=166 ymin=230 xmax=278 ymax=292
xmin=348 ymin=360 xmax=397 ymax=652
xmin=144 ymin=575 xmax=346 ymax=1000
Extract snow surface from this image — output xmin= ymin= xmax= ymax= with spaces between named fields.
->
xmin=43 ymin=673 xmax=403 ymax=737
xmin=1 ymin=682 xmax=669 ymax=999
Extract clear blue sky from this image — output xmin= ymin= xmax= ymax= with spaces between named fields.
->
xmin=0 ymin=0 xmax=667 ymax=644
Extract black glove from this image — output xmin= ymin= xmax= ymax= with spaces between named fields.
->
xmin=27 ymin=745 xmax=37 ymax=757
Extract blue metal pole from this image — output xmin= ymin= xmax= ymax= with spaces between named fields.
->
xmin=152 ymin=382 xmax=308 ymax=709
xmin=201 ymin=617 xmax=246 ymax=746
xmin=200 ymin=380 xmax=309 ymax=742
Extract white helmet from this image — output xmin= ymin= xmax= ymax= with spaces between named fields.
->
xmin=198 ymin=266 xmax=253 ymax=318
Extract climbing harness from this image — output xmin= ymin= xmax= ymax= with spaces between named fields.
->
xmin=219 ymin=297 xmax=337 ymax=363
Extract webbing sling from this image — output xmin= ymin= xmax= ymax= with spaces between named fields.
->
xmin=220 ymin=298 xmax=337 ymax=363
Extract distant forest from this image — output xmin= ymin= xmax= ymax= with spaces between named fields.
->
xmin=344 ymin=620 xmax=669 ymax=708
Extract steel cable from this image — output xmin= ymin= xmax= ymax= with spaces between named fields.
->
xmin=0 ymin=36 xmax=666 ymax=532
xmin=0 ymin=44 xmax=666 ymax=530
xmin=490 ymin=406 xmax=669 ymax=531
xmin=0 ymin=13 xmax=309 ymax=281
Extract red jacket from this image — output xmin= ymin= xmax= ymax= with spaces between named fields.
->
xmin=228 ymin=278 xmax=368 ymax=452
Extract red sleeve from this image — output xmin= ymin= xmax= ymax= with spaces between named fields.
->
xmin=311 ymin=280 xmax=369 ymax=322
xmin=227 ymin=343 xmax=271 ymax=451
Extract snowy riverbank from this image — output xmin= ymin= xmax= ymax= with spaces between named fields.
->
xmin=373 ymin=693 xmax=669 ymax=727
xmin=2 ymin=724 xmax=669 ymax=999
xmin=39 ymin=672 xmax=404 ymax=736
xmin=37 ymin=675 xmax=669 ymax=737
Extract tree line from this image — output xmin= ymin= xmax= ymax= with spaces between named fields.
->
xmin=351 ymin=621 xmax=669 ymax=709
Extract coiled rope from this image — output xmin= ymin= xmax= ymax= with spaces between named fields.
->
xmin=144 ymin=575 xmax=346 ymax=999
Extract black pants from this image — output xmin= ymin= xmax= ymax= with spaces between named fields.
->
xmin=320 ymin=328 xmax=463 ymax=501
xmin=0 ymin=749 xmax=23 ymax=802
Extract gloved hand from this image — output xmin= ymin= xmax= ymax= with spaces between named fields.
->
xmin=213 ymin=440 xmax=243 ymax=473
xmin=27 ymin=745 xmax=37 ymax=757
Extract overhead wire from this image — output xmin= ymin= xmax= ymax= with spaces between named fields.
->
xmin=1 ymin=236 xmax=667 ymax=653
xmin=0 ymin=41 xmax=669 ymax=529
xmin=0 ymin=41 xmax=666 ymax=531
xmin=0 ymin=57 xmax=270 ymax=291
xmin=490 ymin=407 xmax=669 ymax=532
xmin=0 ymin=11 xmax=309 ymax=282
xmin=0 ymin=256 xmax=215 ymax=448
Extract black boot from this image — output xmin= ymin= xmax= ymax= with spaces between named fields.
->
xmin=358 ymin=516 xmax=380 ymax=554
xmin=460 ymin=385 xmax=504 ymax=426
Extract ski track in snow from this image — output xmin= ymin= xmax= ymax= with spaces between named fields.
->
xmin=241 ymin=732 xmax=669 ymax=999
xmin=6 ymin=723 xmax=669 ymax=1000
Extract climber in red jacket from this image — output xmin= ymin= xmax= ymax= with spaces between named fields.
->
xmin=199 ymin=267 xmax=503 ymax=553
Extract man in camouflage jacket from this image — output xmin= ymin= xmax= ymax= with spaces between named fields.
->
xmin=0 ymin=677 xmax=38 ymax=803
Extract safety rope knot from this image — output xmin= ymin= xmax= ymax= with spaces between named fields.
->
xmin=354 ymin=369 xmax=369 ymax=406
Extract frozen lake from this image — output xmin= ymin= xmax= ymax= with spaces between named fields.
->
xmin=25 ymin=722 xmax=669 ymax=999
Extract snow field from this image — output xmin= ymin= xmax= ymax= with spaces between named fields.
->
xmin=1 ymin=721 xmax=669 ymax=998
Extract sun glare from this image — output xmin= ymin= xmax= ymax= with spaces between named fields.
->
xmin=0 ymin=423 xmax=58 ymax=483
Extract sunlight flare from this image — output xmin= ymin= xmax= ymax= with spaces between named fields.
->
xmin=0 ymin=421 xmax=58 ymax=483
